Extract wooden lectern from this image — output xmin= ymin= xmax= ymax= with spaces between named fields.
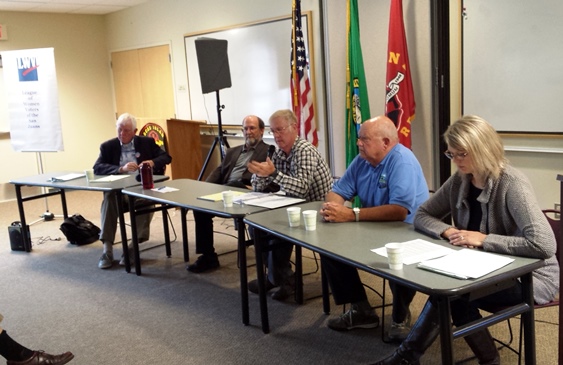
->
xmin=166 ymin=119 xmax=205 ymax=180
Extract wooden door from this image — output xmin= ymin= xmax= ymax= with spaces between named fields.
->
xmin=111 ymin=44 xmax=175 ymax=120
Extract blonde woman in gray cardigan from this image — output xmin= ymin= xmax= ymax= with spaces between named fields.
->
xmin=372 ymin=115 xmax=559 ymax=365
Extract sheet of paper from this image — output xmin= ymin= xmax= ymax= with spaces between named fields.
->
xmin=89 ymin=175 xmax=130 ymax=183
xmin=372 ymin=239 xmax=455 ymax=265
xmin=233 ymin=192 xmax=305 ymax=209
xmin=151 ymin=186 xmax=179 ymax=193
xmin=49 ymin=173 xmax=85 ymax=182
xmin=417 ymin=249 xmax=514 ymax=279
xmin=198 ymin=191 xmax=245 ymax=202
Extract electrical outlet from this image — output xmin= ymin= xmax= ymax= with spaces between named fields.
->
xmin=555 ymin=203 xmax=560 ymax=219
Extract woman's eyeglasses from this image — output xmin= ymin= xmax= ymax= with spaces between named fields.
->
xmin=444 ymin=151 xmax=468 ymax=160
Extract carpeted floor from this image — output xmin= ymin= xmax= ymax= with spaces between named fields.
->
xmin=0 ymin=188 xmax=558 ymax=364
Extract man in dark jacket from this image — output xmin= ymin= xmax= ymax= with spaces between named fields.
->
xmin=93 ymin=113 xmax=171 ymax=269
xmin=187 ymin=115 xmax=269 ymax=273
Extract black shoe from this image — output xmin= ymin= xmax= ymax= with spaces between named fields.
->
xmin=7 ymin=350 xmax=74 ymax=365
xmin=271 ymin=283 xmax=295 ymax=301
xmin=186 ymin=254 xmax=220 ymax=273
xmin=271 ymin=275 xmax=295 ymax=301
xmin=248 ymin=277 xmax=276 ymax=294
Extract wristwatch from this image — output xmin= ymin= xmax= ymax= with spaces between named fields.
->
xmin=353 ymin=207 xmax=360 ymax=222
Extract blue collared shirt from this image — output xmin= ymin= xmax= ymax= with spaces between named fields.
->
xmin=333 ymin=144 xmax=429 ymax=224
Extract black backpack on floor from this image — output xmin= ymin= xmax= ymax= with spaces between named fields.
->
xmin=60 ymin=214 xmax=100 ymax=245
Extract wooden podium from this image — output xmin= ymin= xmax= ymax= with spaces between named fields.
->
xmin=166 ymin=119 xmax=205 ymax=180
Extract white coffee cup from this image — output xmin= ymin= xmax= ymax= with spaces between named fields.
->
xmin=287 ymin=207 xmax=301 ymax=227
xmin=302 ymin=210 xmax=318 ymax=231
xmin=85 ymin=169 xmax=94 ymax=182
xmin=385 ymin=242 xmax=404 ymax=270
xmin=222 ymin=190 xmax=234 ymax=207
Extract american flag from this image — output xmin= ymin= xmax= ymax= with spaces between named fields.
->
xmin=291 ymin=0 xmax=318 ymax=147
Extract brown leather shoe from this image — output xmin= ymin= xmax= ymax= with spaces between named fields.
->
xmin=7 ymin=351 xmax=74 ymax=365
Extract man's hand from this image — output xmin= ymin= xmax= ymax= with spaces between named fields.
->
xmin=320 ymin=202 xmax=354 ymax=223
xmin=247 ymin=158 xmax=275 ymax=177
xmin=121 ymin=162 xmax=139 ymax=173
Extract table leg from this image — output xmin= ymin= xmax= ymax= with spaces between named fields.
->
xmin=254 ymin=228 xmax=270 ymax=333
xmin=521 ymin=272 xmax=536 ymax=365
xmin=14 ymin=184 xmax=32 ymax=252
xmin=321 ymin=265 xmax=330 ymax=315
xmin=437 ymin=296 xmax=454 ymax=365
xmin=295 ymin=245 xmax=303 ymax=304
xmin=237 ymin=218 xmax=249 ymax=326
xmin=126 ymin=195 xmax=142 ymax=276
xmin=181 ymin=208 xmax=189 ymax=262
xmin=59 ymin=189 xmax=69 ymax=219
xmin=162 ymin=206 xmax=171 ymax=257
xmin=118 ymin=192 xmax=131 ymax=273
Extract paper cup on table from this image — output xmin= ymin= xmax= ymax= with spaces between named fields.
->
xmin=222 ymin=190 xmax=234 ymax=207
xmin=385 ymin=242 xmax=404 ymax=270
xmin=302 ymin=210 xmax=317 ymax=231
xmin=84 ymin=169 xmax=94 ymax=182
xmin=287 ymin=207 xmax=301 ymax=227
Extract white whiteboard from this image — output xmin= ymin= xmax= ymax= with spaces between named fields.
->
xmin=462 ymin=0 xmax=563 ymax=134
xmin=184 ymin=15 xmax=310 ymax=126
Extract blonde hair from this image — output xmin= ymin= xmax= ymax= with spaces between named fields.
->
xmin=444 ymin=115 xmax=507 ymax=180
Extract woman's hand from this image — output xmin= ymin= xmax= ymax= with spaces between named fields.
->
xmin=448 ymin=229 xmax=486 ymax=248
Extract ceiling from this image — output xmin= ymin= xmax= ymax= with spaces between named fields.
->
xmin=0 ymin=0 xmax=149 ymax=15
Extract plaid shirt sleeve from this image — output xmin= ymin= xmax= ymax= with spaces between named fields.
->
xmin=252 ymin=138 xmax=332 ymax=201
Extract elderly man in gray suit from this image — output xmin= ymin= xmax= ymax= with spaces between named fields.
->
xmin=187 ymin=115 xmax=270 ymax=273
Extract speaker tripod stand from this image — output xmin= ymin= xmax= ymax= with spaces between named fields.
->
xmin=198 ymin=90 xmax=230 ymax=180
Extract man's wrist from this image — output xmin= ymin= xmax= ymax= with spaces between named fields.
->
xmin=270 ymin=169 xmax=279 ymax=179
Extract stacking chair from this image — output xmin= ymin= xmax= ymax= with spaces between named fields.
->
xmin=477 ymin=209 xmax=561 ymax=365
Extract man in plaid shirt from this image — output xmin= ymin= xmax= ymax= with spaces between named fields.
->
xmin=247 ymin=109 xmax=332 ymax=301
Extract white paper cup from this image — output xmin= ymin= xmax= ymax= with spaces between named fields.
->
xmin=222 ymin=190 xmax=234 ymax=207
xmin=287 ymin=207 xmax=301 ymax=227
xmin=302 ymin=210 xmax=317 ymax=231
xmin=85 ymin=169 xmax=94 ymax=182
xmin=385 ymin=242 xmax=404 ymax=270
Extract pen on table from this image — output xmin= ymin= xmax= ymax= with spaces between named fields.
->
xmin=156 ymin=186 xmax=166 ymax=191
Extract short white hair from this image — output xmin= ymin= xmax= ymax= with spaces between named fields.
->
xmin=116 ymin=113 xmax=137 ymax=129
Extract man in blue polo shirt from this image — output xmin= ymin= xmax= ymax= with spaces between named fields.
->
xmin=319 ymin=116 xmax=429 ymax=341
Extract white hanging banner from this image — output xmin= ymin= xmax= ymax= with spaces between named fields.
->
xmin=1 ymin=47 xmax=63 ymax=152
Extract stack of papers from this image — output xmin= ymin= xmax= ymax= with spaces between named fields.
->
xmin=198 ymin=191 xmax=246 ymax=202
xmin=49 ymin=173 xmax=85 ymax=182
xmin=89 ymin=175 xmax=130 ymax=183
xmin=417 ymin=249 xmax=514 ymax=279
xmin=372 ymin=239 xmax=455 ymax=265
xmin=372 ymin=239 xmax=514 ymax=279
xmin=233 ymin=192 xmax=305 ymax=209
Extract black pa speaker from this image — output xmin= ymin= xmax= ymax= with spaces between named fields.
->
xmin=195 ymin=37 xmax=232 ymax=94
xmin=9 ymin=221 xmax=30 ymax=251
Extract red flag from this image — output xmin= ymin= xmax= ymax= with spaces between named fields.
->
xmin=291 ymin=0 xmax=318 ymax=146
xmin=385 ymin=0 xmax=415 ymax=148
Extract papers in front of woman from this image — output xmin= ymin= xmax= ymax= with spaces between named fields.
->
xmin=372 ymin=239 xmax=455 ymax=265
xmin=372 ymin=239 xmax=515 ymax=279
xmin=417 ymin=249 xmax=514 ymax=279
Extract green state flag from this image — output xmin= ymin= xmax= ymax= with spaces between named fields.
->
xmin=345 ymin=0 xmax=371 ymax=167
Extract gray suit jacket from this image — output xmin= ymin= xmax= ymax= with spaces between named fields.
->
xmin=206 ymin=140 xmax=269 ymax=186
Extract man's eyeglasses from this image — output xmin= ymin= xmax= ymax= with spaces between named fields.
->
xmin=268 ymin=125 xmax=291 ymax=135
xmin=444 ymin=151 xmax=468 ymax=160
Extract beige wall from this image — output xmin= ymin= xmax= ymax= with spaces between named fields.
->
xmin=0 ymin=0 xmax=561 ymax=208
xmin=0 ymin=11 xmax=115 ymax=190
